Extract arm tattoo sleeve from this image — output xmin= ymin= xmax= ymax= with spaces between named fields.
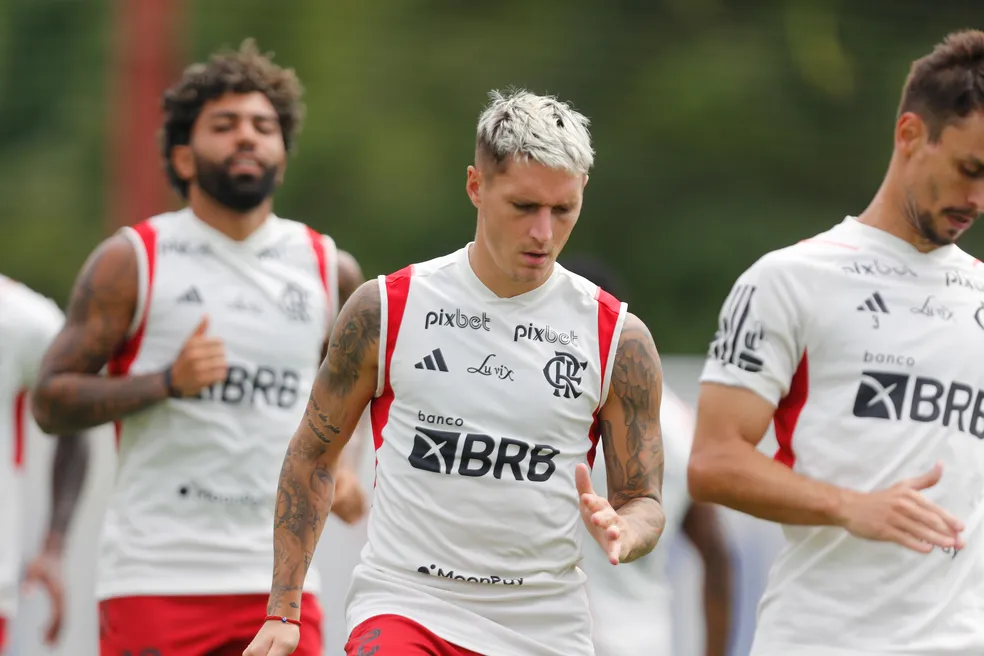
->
xmin=32 ymin=237 xmax=168 ymax=434
xmin=601 ymin=314 xmax=665 ymax=562
xmin=267 ymin=281 xmax=380 ymax=616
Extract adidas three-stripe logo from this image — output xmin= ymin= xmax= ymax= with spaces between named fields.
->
xmin=178 ymin=286 xmax=203 ymax=304
xmin=415 ymin=349 xmax=449 ymax=372
xmin=857 ymin=292 xmax=889 ymax=314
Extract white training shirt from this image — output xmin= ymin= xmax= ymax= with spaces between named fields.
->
xmin=582 ymin=385 xmax=695 ymax=656
xmin=701 ymin=216 xmax=984 ymax=655
xmin=0 ymin=276 xmax=65 ymax=618
xmin=96 ymin=208 xmax=338 ymax=600
xmin=345 ymin=245 xmax=628 ymax=656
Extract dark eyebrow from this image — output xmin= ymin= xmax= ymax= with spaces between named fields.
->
xmin=203 ymin=110 xmax=278 ymax=122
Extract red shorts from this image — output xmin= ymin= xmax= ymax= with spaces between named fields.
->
xmin=345 ymin=615 xmax=482 ymax=656
xmin=0 ymin=616 xmax=6 ymax=654
xmin=98 ymin=593 xmax=322 ymax=656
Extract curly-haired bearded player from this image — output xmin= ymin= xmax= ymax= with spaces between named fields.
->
xmin=31 ymin=40 xmax=367 ymax=656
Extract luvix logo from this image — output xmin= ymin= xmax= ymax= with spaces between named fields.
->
xmin=416 ymin=563 xmax=524 ymax=586
xmin=425 ymin=308 xmax=491 ymax=331
xmin=853 ymin=370 xmax=984 ymax=438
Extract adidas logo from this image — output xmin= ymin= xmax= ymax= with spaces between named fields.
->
xmin=415 ymin=349 xmax=449 ymax=372
xmin=178 ymin=286 xmax=203 ymax=304
xmin=857 ymin=292 xmax=889 ymax=314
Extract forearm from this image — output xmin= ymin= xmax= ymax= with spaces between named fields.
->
xmin=45 ymin=432 xmax=90 ymax=552
xmin=701 ymin=555 xmax=732 ymax=656
xmin=615 ymin=497 xmax=666 ymax=563
xmin=690 ymin=440 xmax=849 ymax=526
xmin=33 ymin=371 xmax=168 ymax=434
xmin=267 ymin=437 xmax=335 ymax=617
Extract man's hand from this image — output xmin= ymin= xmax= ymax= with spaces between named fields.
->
xmin=839 ymin=461 xmax=965 ymax=553
xmin=331 ymin=468 xmax=368 ymax=524
xmin=576 ymin=463 xmax=629 ymax=565
xmin=169 ymin=315 xmax=228 ymax=397
xmin=22 ymin=547 xmax=64 ymax=645
xmin=242 ymin=619 xmax=299 ymax=656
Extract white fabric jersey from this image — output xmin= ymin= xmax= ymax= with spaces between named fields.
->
xmin=582 ymin=386 xmax=694 ymax=656
xmin=701 ymin=216 xmax=984 ymax=655
xmin=0 ymin=276 xmax=64 ymax=618
xmin=96 ymin=208 xmax=338 ymax=600
xmin=345 ymin=245 xmax=628 ymax=656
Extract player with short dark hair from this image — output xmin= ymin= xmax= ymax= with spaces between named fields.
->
xmin=690 ymin=30 xmax=984 ymax=655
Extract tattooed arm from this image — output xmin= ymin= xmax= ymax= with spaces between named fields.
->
xmin=319 ymin=248 xmax=364 ymax=363
xmin=598 ymin=312 xmax=665 ymax=563
xmin=324 ymin=248 xmax=369 ymax=523
xmin=267 ymin=279 xmax=380 ymax=618
xmin=32 ymin=236 xmax=170 ymax=435
xmin=43 ymin=430 xmax=90 ymax=554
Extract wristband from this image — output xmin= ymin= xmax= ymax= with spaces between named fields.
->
xmin=265 ymin=615 xmax=302 ymax=627
xmin=162 ymin=366 xmax=181 ymax=398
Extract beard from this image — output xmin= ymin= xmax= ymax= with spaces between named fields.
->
xmin=903 ymin=189 xmax=953 ymax=247
xmin=194 ymin=152 xmax=280 ymax=212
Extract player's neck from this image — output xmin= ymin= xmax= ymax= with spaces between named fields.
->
xmin=186 ymin=189 xmax=272 ymax=242
xmin=856 ymin=176 xmax=939 ymax=253
xmin=468 ymin=241 xmax=551 ymax=298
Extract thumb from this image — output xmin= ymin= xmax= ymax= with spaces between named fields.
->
xmin=575 ymin=463 xmax=595 ymax=499
xmin=909 ymin=461 xmax=944 ymax=491
xmin=191 ymin=314 xmax=210 ymax=338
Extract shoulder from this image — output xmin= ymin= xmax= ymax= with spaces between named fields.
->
xmin=401 ymin=250 xmax=463 ymax=280
xmin=340 ymin=279 xmax=381 ymax=317
xmin=0 ymin=278 xmax=64 ymax=343
xmin=612 ymin=312 xmax=661 ymax=382
xmin=554 ymin=263 xmax=624 ymax=305
xmin=738 ymin=220 xmax=869 ymax=283
xmin=941 ymin=245 xmax=983 ymax=271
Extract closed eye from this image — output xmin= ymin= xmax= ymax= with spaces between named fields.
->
xmin=959 ymin=161 xmax=984 ymax=179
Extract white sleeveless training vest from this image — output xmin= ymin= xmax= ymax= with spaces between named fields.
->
xmin=0 ymin=277 xmax=64 ymax=618
xmin=96 ymin=208 xmax=337 ymax=600
xmin=345 ymin=244 xmax=627 ymax=656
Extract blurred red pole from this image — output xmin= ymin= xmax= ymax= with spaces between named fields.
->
xmin=108 ymin=0 xmax=184 ymax=232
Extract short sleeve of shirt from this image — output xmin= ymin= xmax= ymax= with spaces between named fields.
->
xmin=699 ymin=251 xmax=806 ymax=406
xmin=9 ymin=287 xmax=65 ymax=389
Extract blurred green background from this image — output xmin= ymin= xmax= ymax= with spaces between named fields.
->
xmin=1 ymin=0 xmax=982 ymax=352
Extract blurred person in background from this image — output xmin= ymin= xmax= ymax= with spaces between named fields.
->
xmin=0 ymin=275 xmax=90 ymax=653
xmin=244 ymin=89 xmax=666 ymax=656
xmin=690 ymin=30 xmax=984 ymax=656
xmin=563 ymin=255 xmax=733 ymax=656
xmin=30 ymin=40 xmax=367 ymax=656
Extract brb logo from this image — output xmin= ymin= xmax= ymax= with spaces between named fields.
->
xmin=513 ymin=323 xmax=578 ymax=346
xmin=409 ymin=413 xmax=558 ymax=482
xmin=853 ymin=370 xmax=984 ymax=438
xmin=543 ymin=351 xmax=587 ymax=399
xmin=197 ymin=365 xmax=300 ymax=409
xmin=425 ymin=308 xmax=491 ymax=331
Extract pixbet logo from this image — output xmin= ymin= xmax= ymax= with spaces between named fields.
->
xmin=513 ymin=323 xmax=578 ymax=345
xmin=424 ymin=308 xmax=491 ymax=331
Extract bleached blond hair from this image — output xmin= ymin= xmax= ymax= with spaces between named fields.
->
xmin=475 ymin=89 xmax=594 ymax=176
